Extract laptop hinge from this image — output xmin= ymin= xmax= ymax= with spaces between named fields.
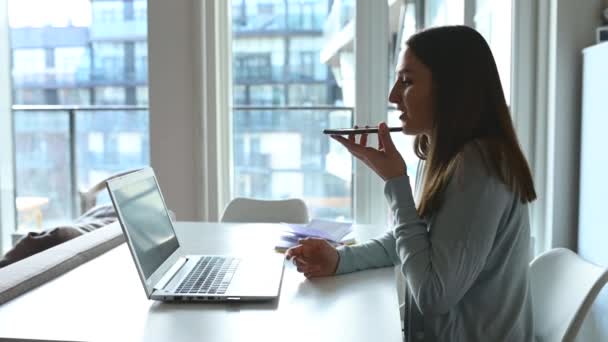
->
xmin=154 ymin=256 xmax=188 ymax=291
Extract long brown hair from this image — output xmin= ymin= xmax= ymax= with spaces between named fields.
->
xmin=406 ymin=26 xmax=536 ymax=218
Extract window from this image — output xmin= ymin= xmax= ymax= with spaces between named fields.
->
xmin=230 ymin=0 xmax=354 ymax=221
xmin=13 ymin=111 xmax=72 ymax=226
xmin=234 ymin=53 xmax=273 ymax=82
xmin=12 ymin=49 xmax=46 ymax=85
xmin=475 ymin=0 xmax=512 ymax=103
xmin=257 ymin=3 xmax=274 ymax=16
xmin=233 ymin=85 xmax=247 ymax=105
xmin=425 ymin=0 xmax=465 ymax=27
xmin=58 ymin=88 xmax=91 ymax=105
xmin=134 ymin=1 xmax=146 ymax=22
xmin=134 ymin=42 xmax=148 ymax=82
xmin=288 ymin=2 xmax=323 ymax=30
xmin=94 ymin=86 xmax=126 ymax=105
xmin=289 ymin=50 xmax=318 ymax=80
xmin=93 ymin=1 xmax=123 ymax=24
xmin=55 ymin=47 xmax=90 ymax=84
xmin=88 ymin=132 xmax=104 ymax=154
xmin=232 ymin=0 xmax=285 ymax=32
xmin=387 ymin=1 xmax=420 ymax=189
xmin=13 ymin=89 xmax=46 ymax=105
xmin=249 ymin=85 xmax=284 ymax=106
xmin=8 ymin=0 xmax=149 ymax=229
xmin=288 ymin=84 xmax=327 ymax=105
xmin=136 ymin=86 xmax=148 ymax=105
xmin=92 ymin=42 xmax=125 ymax=82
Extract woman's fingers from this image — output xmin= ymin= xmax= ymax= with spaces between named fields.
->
xmin=304 ymin=265 xmax=325 ymax=278
xmin=285 ymin=245 xmax=303 ymax=260
xmin=360 ymin=125 xmax=369 ymax=147
xmin=348 ymin=125 xmax=358 ymax=143
xmin=330 ymin=134 xmax=368 ymax=158
xmin=378 ymin=122 xmax=397 ymax=153
xmin=287 ymin=240 xmax=317 ymax=259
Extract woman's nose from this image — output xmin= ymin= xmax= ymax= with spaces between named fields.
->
xmin=388 ymin=85 xmax=399 ymax=104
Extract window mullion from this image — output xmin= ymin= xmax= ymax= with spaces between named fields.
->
xmin=354 ymin=0 xmax=389 ymax=225
xmin=198 ymin=0 xmax=232 ymax=221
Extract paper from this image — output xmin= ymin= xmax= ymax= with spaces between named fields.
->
xmin=274 ymin=232 xmax=356 ymax=252
xmin=281 ymin=219 xmax=353 ymax=243
xmin=275 ymin=219 xmax=355 ymax=252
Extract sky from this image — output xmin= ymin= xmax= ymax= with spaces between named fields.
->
xmin=8 ymin=0 xmax=92 ymax=28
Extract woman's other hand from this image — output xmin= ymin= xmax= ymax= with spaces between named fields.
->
xmin=330 ymin=122 xmax=407 ymax=181
xmin=285 ymin=238 xmax=339 ymax=278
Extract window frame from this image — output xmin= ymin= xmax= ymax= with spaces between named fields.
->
xmin=0 ymin=0 xmax=16 ymax=253
xmin=198 ymin=1 xmax=394 ymax=224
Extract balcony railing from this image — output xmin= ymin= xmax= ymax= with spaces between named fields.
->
xmin=11 ymin=105 xmax=356 ymax=226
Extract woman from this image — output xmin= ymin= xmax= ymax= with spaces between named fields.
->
xmin=286 ymin=26 xmax=536 ymax=341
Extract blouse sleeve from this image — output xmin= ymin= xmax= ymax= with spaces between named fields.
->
xmin=385 ymin=146 xmax=510 ymax=315
xmin=335 ymin=231 xmax=400 ymax=275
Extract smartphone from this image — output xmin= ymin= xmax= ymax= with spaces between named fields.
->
xmin=323 ymin=127 xmax=403 ymax=135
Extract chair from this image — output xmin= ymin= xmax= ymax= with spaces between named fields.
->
xmin=220 ymin=197 xmax=309 ymax=224
xmin=530 ymin=248 xmax=608 ymax=342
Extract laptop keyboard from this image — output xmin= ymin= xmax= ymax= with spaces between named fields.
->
xmin=176 ymin=256 xmax=240 ymax=295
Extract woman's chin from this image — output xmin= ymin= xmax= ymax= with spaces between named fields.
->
xmin=402 ymin=124 xmax=416 ymax=136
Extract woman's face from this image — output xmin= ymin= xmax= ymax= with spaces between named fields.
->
xmin=388 ymin=48 xmax=434 ymax=136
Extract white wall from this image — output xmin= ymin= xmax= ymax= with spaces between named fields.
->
xmin=577 ymin=42 xmax=608 ymax=342
xmin=148 ymin=0 xmax=201 ymax=221
xmin=545 ymin=0 xmax=602 ymax=249
xmin=546 ymin=1 xmax=605 ymax=341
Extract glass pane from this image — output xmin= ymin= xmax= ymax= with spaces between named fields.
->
xmin=426 ymin=0 xmax=464 ymax=27
xmin=231 ymin=0 xmax=355 ymax=221
xmin=9 ymin=0 xmax=149 ymax=229
xmin=76 ymin=110 xmax=149 ymax=205
xmin=232 ymin=109 xmax=353 ymax=221
xmin=388 ymin=1 xmax=419 ymax=190
xmin=14 ymin=111 xmax=71 ymax=229
xmin=387 ymin=110 xmax=419 ymax=186
xmin=475 ymin=0 xmax=512 ymax=104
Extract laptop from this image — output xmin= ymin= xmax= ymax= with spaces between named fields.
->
xmin=106 ymin=167 xmax=285 ymax=302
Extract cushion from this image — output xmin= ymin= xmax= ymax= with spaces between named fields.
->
xmin=0 ymin=204 xmax=117 ymax=268
xmin=0 ymin=222 xmax=124 ymax=305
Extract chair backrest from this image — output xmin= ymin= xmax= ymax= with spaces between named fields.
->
xmin=530 ymin=248 xmax=608 ymax=342
xmin=220 ymin=197 xmax=309 ymax=224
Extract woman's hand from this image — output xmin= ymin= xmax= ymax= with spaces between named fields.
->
xmin=285 ymin=238 xmax=339 ymax=278
xmin=330 ymin=122 xmax=407 ymax=181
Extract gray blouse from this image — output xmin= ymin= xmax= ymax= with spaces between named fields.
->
xmin=335 ymin=142 xmax=534 ymax=341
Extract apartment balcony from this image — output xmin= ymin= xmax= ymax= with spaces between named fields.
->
xmin=12 ymin=68 xmax=148 ymax=88
xmin=90 ymin=68 xmax=148 ymax=83
xmin=12 ymin=70 xmax=92 ymax=88
xmin=233 ymin=65 xmax=328 ymax=85
xmin=233 ymin=13 xmax=326 ymax=36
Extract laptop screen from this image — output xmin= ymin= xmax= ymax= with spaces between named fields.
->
xmin=112 ymin=175 xmax=179 ymax=279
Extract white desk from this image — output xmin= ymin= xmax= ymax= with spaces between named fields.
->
xmin=0 ymin=222 xmax=402 ymax=342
